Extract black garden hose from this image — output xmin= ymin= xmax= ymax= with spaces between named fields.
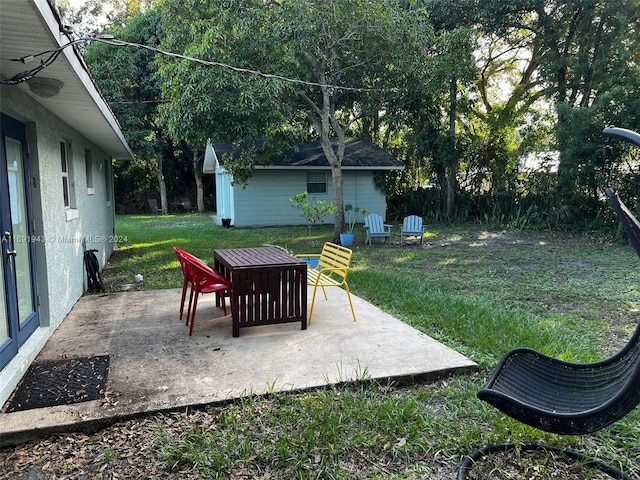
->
xmin=457 ymin=443 xmax=633 ymax=480
xmin=84 ymin=248 xmax=104 ymax=292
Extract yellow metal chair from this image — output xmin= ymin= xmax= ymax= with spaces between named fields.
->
xmin=296 ymin=242 xmax=356 ymax=324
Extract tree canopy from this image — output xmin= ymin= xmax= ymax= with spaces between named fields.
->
xmin=159 ymin=0 xmax=468 ymax=238
xmin=74 ymin=0 xmax=640 ymax=230
xmin=479 ymin=0 xmax=640 ymax=207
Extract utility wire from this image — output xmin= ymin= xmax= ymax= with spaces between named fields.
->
xmin=95 ymin=36 xmax=376 ymax=92
xmin=1 ymin=34 xmax=379 ymax=93
xmin=1 ymin=37 xmax=89 ymax=84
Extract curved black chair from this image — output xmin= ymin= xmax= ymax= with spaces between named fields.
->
xmin=477 ymin=183 xmax=640 ymax=436
xmin=460 ymin=126 xmax=640 ymax=479
xmin=461 ymin=191 xmax=640 ymax=478
xmin=477 ymin=323 xmax=640 ymax=435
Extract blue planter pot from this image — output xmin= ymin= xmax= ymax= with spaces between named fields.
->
xmin=302 ymin=257 xmax=320 ymax=269
xmin=340 ymin=233 xmax=355 ymax=247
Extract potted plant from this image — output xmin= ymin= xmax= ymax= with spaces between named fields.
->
xmin=340 ymin=204 xmax=360 ymax=247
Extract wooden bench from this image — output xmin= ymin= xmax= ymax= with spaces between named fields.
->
xmin=296 ymin=242 xmax=356 ymax=324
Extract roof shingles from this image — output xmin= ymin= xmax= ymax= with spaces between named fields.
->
xmin=215 ymin=138 xmax=403 ymax=169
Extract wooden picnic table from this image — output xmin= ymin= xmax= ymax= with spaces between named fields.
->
xmin=213 ymin=247 xmax=307 ymax=337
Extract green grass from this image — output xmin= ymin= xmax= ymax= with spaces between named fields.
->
xmin=102 ymin=213 xmax=640 ymax=478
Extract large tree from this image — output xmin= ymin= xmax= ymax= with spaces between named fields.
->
xmin=83 ymin=8 xmax=174 ymax=212
xmin=159 ymin=0 xmax=442 ymax=239
xmin=480 ymin=0 xmax=640 ymax=206
xmin=465 ymin=31 xmax=550 ymax=194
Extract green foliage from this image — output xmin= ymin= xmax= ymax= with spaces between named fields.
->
xmin=84 ymin=9 xmax=163 ymax=158
xmin=83 ymin=7 xmax=214 ymax=211
xmin=158 ymin=0 xmax=454 ymax=238
xmin=157 ymin=0 xmax=292 ymax=146
xmin=476 ymin=0 xmax=640 ymax=207
xmin=289 ymin=192 xmax=337 ymax=236
xmin=220 ymin=149 xmax=256 ymax=188
xmin=84 ymin=0 xmax=640 ymax=227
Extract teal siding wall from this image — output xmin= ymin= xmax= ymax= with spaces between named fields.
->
xmin=230 ymin=169 xmax=388 ymax=227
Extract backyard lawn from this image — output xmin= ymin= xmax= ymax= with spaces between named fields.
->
xmin=2 ymin=213 xmax=640 ymax=479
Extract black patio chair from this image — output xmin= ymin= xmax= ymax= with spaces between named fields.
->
xmin=477 ymin=302 xmax=640 ymax=435
xmin=475 ymin=187 xmax=640 ymax=437
xmin=458 ymin=127 xmax=640 ymax=480
xmin=459 ymin=190 xmax=640 ymax=479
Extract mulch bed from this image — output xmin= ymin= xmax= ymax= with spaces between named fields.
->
xmin=2 ymin=355 xmax=110 ymax=413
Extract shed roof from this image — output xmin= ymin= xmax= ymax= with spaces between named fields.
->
xmin=207 ymin=138 xmax=404 ymax=172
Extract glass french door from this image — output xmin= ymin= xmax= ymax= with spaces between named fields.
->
xmin=0 ymin=113 xmax=39 ymax=371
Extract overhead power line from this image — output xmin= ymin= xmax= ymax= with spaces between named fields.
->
xmin=1 ymin=34 xmax=378 ymax=93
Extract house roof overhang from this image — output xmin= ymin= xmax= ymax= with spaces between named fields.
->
xmin=0 ymin=0 xmax=133 ymax=159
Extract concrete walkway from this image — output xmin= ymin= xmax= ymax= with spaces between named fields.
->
xmin=0 ymin=287 xmax=477 ymax=447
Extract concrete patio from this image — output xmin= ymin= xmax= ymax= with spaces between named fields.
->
xmin=0 ymin=286 xmax=477 ymax=447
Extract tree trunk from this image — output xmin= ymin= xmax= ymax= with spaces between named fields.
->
xmin=330 ymin=162 xmax=344 ymax=242
xmin=192 ymin=146 xmax=204 ymax=212
xmin=316 ymin=71 xmax=347 ymax=243
xmin=155 ymin=152 xmax=168 ymax=214
xmin=446 ymin=78 xmax=457 ymax=217
xmin=320 ymin=136 xmax=345 ymax=243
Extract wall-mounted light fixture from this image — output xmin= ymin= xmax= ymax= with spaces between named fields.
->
xmin=27 ymin=77 xmax=64 ymax=98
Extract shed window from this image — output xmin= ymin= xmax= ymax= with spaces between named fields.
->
xmin=307 ymin=172 xmax=327 ymax=194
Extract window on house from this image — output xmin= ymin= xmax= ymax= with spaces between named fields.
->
xmin=61 ymin=141 xmax=79 ymax=221
xmin=85 ymin=149 xmax=94 ymax=195
xmin=307 ymin=171 xmax=327 ymax=194
xmin=61 ymin=141 xmax=71 ymax=207
xmin=104 ymin=159 xmax=112 ymax=206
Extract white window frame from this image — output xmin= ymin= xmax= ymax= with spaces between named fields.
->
xmin=85 ymin=149 xmax=94 ymax=195
xmin=104 ymin=159 xmax=112 ymax=207
xmin=61 ymin=141 xmax=70 ymax=207
xmin=61 ymin=140 xmax=78 ymax=221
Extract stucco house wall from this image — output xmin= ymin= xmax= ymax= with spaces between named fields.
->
xmin=0 ymin=0 xmax=132 ymax=407
xmin=0 ymin=84 xmax=119 ymax=405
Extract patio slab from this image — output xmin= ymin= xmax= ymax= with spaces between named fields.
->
xmin=0 ymin=287 xmax=477 ymax=447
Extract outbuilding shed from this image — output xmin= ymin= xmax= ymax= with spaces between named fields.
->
xmin=204 ymin=138 xmax=404 ymax=227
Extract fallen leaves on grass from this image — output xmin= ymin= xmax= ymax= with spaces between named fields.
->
xmin=0 ymin=407 xmax=631 ymax=480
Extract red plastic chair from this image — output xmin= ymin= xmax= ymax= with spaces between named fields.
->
xmin=173 ymin=247 xmax=192 ymax=322
xmin=173 ymin=247 xmax=231 ymax=335
xmin=183 ymin=256 xmax=232 ymax=335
